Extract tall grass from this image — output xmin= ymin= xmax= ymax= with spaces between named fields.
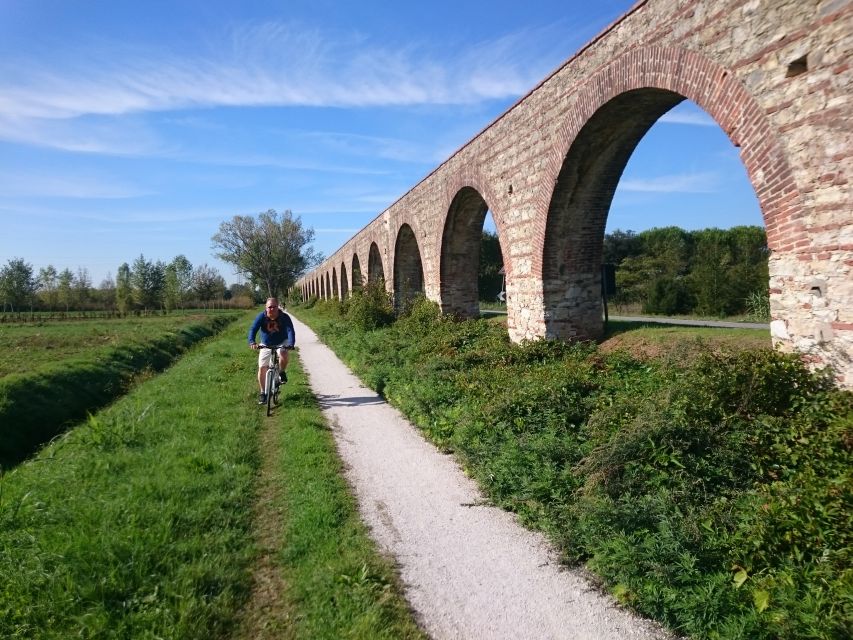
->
xmin=293 ymin=297 xmax=852 ymax=640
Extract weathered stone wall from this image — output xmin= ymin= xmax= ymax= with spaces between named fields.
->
xmin=300 ymin=0 xmax=853 ymax=387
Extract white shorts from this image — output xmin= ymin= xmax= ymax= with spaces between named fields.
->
xmin=257 ymin=345 xmax=285 ymax=368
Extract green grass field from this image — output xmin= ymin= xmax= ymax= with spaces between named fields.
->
xmin=0 ymin=311 xmax=240 ymax=377
xmin=0 ymin=313 xmax=241 ymax=468
xmin=0 ymin=315 xmax=424 ymax=639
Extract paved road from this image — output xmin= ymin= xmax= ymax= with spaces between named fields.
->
xmin=482 ymin=309 xmax=769 ymax=331
xmin=608 ymin=315 xmax=768 ymax=330
xmin=291 ymin=314 xmax=674 ymax=640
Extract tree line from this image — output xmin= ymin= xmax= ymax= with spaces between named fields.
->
xmin=0 ymin=254 xmax=247 ymax=313
xmin=0 ymin=209 xmax=322 ymax=313
xmin=478 ymin=225 xmax=769 ymax=319
xmin=603 ymin=225 xmax=769 ymax=317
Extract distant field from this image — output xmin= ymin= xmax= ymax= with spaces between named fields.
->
xmin=0 ymin=311 xmax=241 ymax=377
xmin=600 ymin=319 xmax=771 ymax=358
xmin=481 ymin=312 xmax=771 ymax=357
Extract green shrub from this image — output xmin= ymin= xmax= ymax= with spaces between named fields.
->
xmin=346 ymin=281 xmax=395 ymax=331
xmin=295 ymin=302 xmax=852 ymax=639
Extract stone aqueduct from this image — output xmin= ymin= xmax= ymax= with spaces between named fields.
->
xmin=297 ymin=0 xmax=853 ymax=387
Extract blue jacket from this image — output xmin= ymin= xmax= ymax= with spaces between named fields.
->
xmin=248 ymin=309 xmax=295 ymax=347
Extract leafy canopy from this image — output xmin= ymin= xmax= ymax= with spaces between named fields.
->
xmin=212 ymin=209 xmax=321 ymax=299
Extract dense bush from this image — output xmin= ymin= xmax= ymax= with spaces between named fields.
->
xmin=293 ymin=301 xmax=852 ymax=639
xmin=344 ymin=280 xmax=395 ymax=330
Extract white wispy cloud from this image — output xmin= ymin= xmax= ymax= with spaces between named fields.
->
xmin=618 ymin=172 xmax=718 ymax=193
xmin=0 ymin=21 xmax=560 ymax=124
xmin=658 ymin=109 xmax=716 ymax=127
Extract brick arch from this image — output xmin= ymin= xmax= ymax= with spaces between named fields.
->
xmin=440 ymin=169 xmax=508 ymax=245
xmin=325 ymin=271 xmax=331 ymax=300
xmin=537 ymin=44 xmax=803 ymax=340
xmin=393 ymin=223 xmax=424 ymax=309
xmin=436 ymin=170 xmax=510 ymax=317
xmin=438 ymin=187 xmax=490 ymax=316
xmin=332 ymin=267 xmax=339 ymax=299
xmin=351 ymin=253 xmax=364 ymax=290
xmin=340 ymin=262 xmax=349 ymax=298
xmin=367 ymin=242 xmax=385 ymax=284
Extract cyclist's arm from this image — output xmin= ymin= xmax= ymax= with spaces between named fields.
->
xmin=248 ymin=313 xmax=263 ymax=347
xmin=284 ymin=314 xmax=296 ymax=347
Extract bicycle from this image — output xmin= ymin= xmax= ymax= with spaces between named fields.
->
xmin=260 ymin=344 xmax=293 ymax=417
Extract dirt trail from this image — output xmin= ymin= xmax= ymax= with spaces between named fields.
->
xmin=291 ymin=315 xmax=675 ymax=640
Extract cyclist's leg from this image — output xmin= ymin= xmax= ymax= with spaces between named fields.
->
xmin=258 ymin=347 xmax=271 ymax=403
xmin=279 ymin=348 xmax=289 ymax=382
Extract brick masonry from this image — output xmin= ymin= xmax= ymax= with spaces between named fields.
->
xmin=299 ymin=0 xmax=853 ymax=388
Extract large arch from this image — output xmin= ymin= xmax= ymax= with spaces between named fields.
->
xmin=539 ymin=45 xmax=804 ymax=341
xmin=352 ymin=253 xmax=364 ymax=291
xmin=325 ymin=272 xmax=332 ymax=300
xmin=295 ymin=4 xmax=852 ymax=386
xmin=340 ymin=262 xmax=349 ymax=299
xmin=439 ymin=186 xmax=492 ymax=317
xmin=332 ymin=267 xmax=339 ymax=299
xmin=393 ymin=223 xmax=425 ymax=309
xmin=368 ymin=242 xmax=385 ymax=284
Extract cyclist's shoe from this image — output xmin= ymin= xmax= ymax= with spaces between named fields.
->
xmin=258 ymin=392 xmax=267 ymax=405
xmin=280 ymin=371 xmax=288 ymax=384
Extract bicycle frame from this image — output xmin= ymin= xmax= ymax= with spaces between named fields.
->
xmin=260 ymin=344 xmax=291 ymax=416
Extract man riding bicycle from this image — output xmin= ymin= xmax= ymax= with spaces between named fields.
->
xmin=248 ymin=297 xmax=295 ymax=404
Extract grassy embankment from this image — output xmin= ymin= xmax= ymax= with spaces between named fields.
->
xmin=0 ymin=316 xmax=425 ymax=639
xmin=293 ymin=293 xmax=851 ymax=640
xmin=0 ymin=312 xmax=240 ymax=468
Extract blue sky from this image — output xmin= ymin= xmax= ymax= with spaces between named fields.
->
xmin=0 ymin=0 xmax=762 ymax=286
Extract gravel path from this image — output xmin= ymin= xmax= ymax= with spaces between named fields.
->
xmin=291 ymin=315 xmax=675 ymax=640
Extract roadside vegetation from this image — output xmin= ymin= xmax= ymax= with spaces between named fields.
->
xmin=0 ymin=316 xmax=424 ymax=639
xmin=0 ymin=312 xmax=240 ymax=468
xmin=293 ymin=287 xmax=851 ymax=640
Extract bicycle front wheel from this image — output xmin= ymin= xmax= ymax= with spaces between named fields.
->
xmin=265 ymin=369 xmax=276 ymax=417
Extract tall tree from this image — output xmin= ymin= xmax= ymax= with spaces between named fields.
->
xmin=192 ymin=263 xmax=226 ymax=305
xmin=57 ymin=268 xmax=75 ymax=312
xmin=164 ymin=255 xmax=193 ymax=311
xmin=212 ymin=209 xmax=321 ymax=298
xmin=0 ymin=258 xmax=37 ymax=311
xmin=603 ymin=229 xmax=642 ymax=266
xmin=38 ymin=265 xmax=59 ymax=310
xmin=98 ymin=273 xmax=117 ymax=310
xmin=75 ymin=267 xmax=92 ymax=307
xmin=116 ymin=263 xmax=134 ymax=314
xmin=478 ymin=230 xmax=504 ymax=301
xmin=131 ymin=254 xmax=165 ymax=310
